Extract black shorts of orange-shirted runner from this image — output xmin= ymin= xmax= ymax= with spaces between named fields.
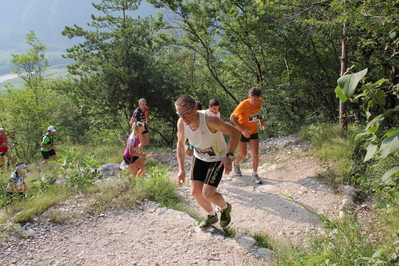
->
xmin=240 ymin=133 xmax=259 ymax=142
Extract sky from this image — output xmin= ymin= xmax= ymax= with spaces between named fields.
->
xmin=0 ymin=0 xmax=162 ymax=52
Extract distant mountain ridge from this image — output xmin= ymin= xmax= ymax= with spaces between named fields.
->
xmin=0 ymin=0 xmax=158 ymax=52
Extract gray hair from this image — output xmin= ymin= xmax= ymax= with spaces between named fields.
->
xmin=175 ymin=95 xmax=196 ymax=108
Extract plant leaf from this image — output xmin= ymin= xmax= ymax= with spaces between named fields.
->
xmin=384 ymin=106 xmax=399 ymax=116
xmin=364 ymin=143 xmax=378 ymax=162
xmin=355 ymin=131 xmax=371 ymax=140
xmin=380 ymin=132 xmax=399 ymax=158
xmin=381 ymin=166 xmax=399 ymax=183
xmin=334 ymin=85 xmax=348 ymax=102
xmin=372 ymin=90 xmax=386 ymax=105
xmin=373 ymin=79 xmax=388 ymax=86
xmin=388 ymin=189 xmax=399 ymax=198
xmin=365 ymin=114 xmax=384 ymax=130
xmin=367 ymin=126 xmax=379 ymax=133
xmin=387 ymin=182 xmax=399 ymax=198
xmin=385 ymin=128 xmax=399 ymax=138
xmin=337 ymin=68 xmax=368 ymax=98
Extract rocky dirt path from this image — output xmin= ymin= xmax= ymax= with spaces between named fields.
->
xmin=0 ymin=135 xmax=344 ymax=265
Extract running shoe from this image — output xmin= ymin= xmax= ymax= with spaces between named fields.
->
xmin=220 ymin=203 xmax=232 ymax=227
xmin=252 ymin=172 xmax=263 ymax=184
xmin=233 ymin=162 xmax=242 ymax=176
xmin=199 ymin=214 xmax=218 ymax=229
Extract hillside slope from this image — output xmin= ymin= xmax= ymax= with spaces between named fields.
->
xmin=0 ymin=135 xmax=345 ymax=265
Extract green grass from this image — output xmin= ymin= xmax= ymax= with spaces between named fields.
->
xmin=12 ymin=192 xmax=70 ymax=223
xmin=298 ymin=123 xmax=359 ymax=178
xmin=248 ymin=199 xmax=399 ymax=265
xmin=1 ymin=164 xmax=193 ymax=225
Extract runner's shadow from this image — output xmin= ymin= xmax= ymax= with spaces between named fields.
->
xmin=221 ymin=176 xmax=322 ymax=225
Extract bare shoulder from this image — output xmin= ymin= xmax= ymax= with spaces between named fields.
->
xmin=205 ymin=111 xmax=223 ymax=125
xmin=177 ymin=118 xmax=185 ymax=130
xmin=205 ymin=112 xmax=231 ymax=132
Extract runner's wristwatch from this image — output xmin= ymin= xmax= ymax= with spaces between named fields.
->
xmin=226 ymin=153 xmax=235 ymax=160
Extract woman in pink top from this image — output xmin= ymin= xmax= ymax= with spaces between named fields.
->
xmin=123 ymin=122 xmax=148 ymax=179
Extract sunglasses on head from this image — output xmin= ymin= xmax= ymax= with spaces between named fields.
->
xmin=176 ymin=106 xmax=194 ymax=115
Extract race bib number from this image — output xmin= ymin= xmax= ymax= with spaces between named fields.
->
xmin=248 ymin=112 xmax=260 ymax=122
xmin=195 ymin=147 xmax=216 ymax=158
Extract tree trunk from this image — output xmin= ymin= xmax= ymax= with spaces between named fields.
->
xmin=339 ymin=23 xmax=348 ymax=132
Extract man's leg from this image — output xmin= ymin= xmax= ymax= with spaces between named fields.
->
xmin=139 ymin=133 xmax=150 ymax=153
xmin=50 ymin=154 xmax=58 ymax=162
xmin=235 ymin=141 xmax=247 ymax=164
xmin=39 ymin=159 xmax=49 ymax=167
xmin=202 ymin=184 xmax=226 ymax=209
xmin=191 ymin=180 xmax=213 ymax=213
xmin=249 ymin=138 xmax=260 ymax=172
xmin=191 ymin=180 xmax=226 ymax=210
xmin=249 ymin=138 xmax=262 ymax=184
xmin=191 ymin=181 xmax=228 ymax=229
xmin=233 ymin=141 xmax=247 ymax=176
xmin=201 ymin=183 xmax=232 ymax=228
xmin=0 ymin=155 xmax=4 ymax=167
xmin=5 ymin=151 xmax=12 ymax=169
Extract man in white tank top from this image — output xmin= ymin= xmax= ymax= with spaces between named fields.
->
xmin=175 ymin=95 xmax=241 ymax=229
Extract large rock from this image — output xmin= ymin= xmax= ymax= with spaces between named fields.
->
xmin=97 ymin=163 xmax=121 ymax=178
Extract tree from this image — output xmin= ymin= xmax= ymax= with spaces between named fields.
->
xmin=61 ymin=0 xmax=182 ymax=145
xmin=0 ymin=32 xmax=81 ymax=160
xmin=150 ymin=0 xmax=343 ymax=134
xmin=11 ymin=30 xmax=49 ymax=101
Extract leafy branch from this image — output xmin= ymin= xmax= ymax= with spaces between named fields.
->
xmin=335 ymin=68 xmax=399 ymax=197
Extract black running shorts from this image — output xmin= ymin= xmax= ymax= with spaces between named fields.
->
xmin=41 ymin=149 xmax=56 ymax=159
xmin=191 ymin=158 xmax=224 ymax=188
xmin=142 ymin=124 xmax=149 ymax=134
xmin=240 ymin=133 xmax=259 ymax=142
xmin=123 ymin=156 xmax=139 ymax=165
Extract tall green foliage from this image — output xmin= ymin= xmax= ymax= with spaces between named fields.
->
xmin=61 ymin=0 xmax=182 ymax=145
xmin=149 ymin=0 xmax=398 ymax=135
xmin=0 ymin=32 xmax=65 ymax=161
xmin=10 ymin=31 xmax=49 ymax=95
xmin=0 ymin=31 xmax=87 ymax=161
xmin=336 ymin=68 xmax=399 ymax=197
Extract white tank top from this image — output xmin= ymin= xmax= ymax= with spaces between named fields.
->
xmin=184 ymin=110 xmax=227 ymax=162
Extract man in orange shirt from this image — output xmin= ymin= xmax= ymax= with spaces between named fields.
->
xmin=230 ymin=87 xmax=265 ymax=184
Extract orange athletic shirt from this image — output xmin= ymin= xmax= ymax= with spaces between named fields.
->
xmin=232 ymin=98 xmax=263 ymax=135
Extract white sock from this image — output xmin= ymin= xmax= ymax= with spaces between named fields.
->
xmin=220 ymin=203 xmax=228 ymax=210
xmin=208 ymin=210 xmax=216 ymax=216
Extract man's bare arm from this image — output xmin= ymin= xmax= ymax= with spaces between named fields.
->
xmin=208 ymin=115 xmax=241 ymax=151
xmin=176 ymin=118 xmax=187 ymax=185
xmin=229 ymin=113 xmax=250 ymax=138
xmin=207 ymin=115 xmax=241 ymax=174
